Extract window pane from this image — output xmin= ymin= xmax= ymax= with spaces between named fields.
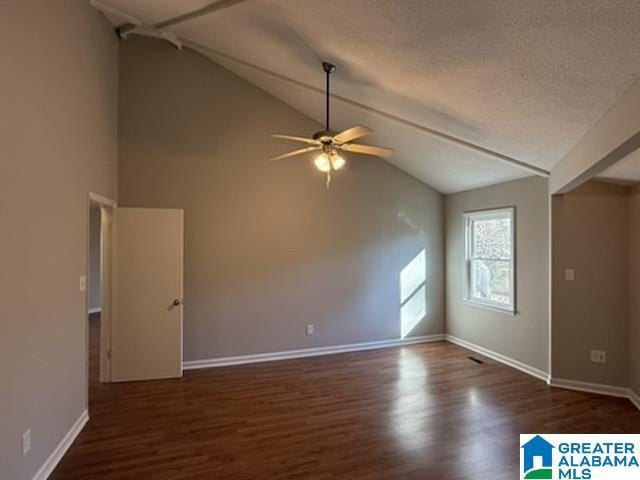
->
xmin=470 ymin=259 xmax=511 ymax=306
xmin=472 ymin=217 xmax=512 ymax=260
xmin=464 ymin=208 xmax=514 ymax=311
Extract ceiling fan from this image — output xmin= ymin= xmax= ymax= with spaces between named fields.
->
xmin=270 ymin=62 xmax=393 ymax=187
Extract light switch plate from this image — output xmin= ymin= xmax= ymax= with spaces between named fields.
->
xmin=306 ymin=324 xmax=314 ymax=336
xmin=565 ymin=269 xmax=575 ymax=281
xmin=79 ymin=275 xmax=87 ymax=292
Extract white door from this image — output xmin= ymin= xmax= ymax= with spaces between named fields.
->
xmin=110 ymin=208 xmax=183 ymax=382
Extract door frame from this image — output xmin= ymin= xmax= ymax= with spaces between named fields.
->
xmin=88 ymin=192 xmax=117 ymax=385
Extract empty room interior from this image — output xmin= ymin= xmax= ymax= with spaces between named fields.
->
xmin=3 ymin=1 xmax=640 ymax=479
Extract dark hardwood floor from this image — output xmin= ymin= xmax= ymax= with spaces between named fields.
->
xmin=52 ymin=314 xmax=640 ymax=479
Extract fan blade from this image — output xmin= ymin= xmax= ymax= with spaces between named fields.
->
xmin=338 ymin=143 xmax=394 ymax=158
xmin=270 ymin=134 xmax=320 ymax=145
xmin=269 ymin=146 xmax=321 ymax=161
xmin=333 ymin=125 xmax=372 ymax=144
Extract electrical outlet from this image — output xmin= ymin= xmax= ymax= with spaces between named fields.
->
xmin=590 ymin=350 xmax=606 ymax=364
xmin=305 ymin=324 xmax=314 ymax=336
xmin=22 ymin=430 xmax=31 ymax=456
xmin=565 ymin=269 xmax=575 ymax=281
xmin=79 ymin=275 xmax=87 ymax=292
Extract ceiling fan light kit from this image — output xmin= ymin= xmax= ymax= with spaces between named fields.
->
xmin=270 ymin=62 xmax=393 ymax=188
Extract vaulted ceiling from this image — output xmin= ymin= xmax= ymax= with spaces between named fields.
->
xmin=96 ymin=0 xmax=640 ymax=193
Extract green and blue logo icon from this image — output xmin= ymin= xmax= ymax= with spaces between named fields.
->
xmin=521 ymin=433 xmax=640 ymax=479
xmin=521 ymin=435 xmax=554 ymax=479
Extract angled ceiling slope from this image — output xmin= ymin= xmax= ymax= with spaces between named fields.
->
xmin=598 ymin=148 xmax=640 ymax=186
xmin=95 ymin=0 xmax=640 ymax=194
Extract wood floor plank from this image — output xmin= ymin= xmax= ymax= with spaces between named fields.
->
xmin=51 ymin=314 xmax=640 ymax=479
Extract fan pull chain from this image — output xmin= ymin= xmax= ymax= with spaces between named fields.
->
xmin=326 ymin=170 xmax=332 ymax=189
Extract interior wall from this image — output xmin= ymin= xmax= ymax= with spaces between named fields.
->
xmin=89 ymin=207 xmax=102 ymax=312
xmin=630 ymin=184 xmax=640 ymax=396
xmin=445 ymin=176 xmax=550 ymax=373
xmin=551 ymin=181 xmax=629 ymax=386
xmin=0 ymin=2 xmax=118 ymax=479
xmin=118 ymin=36 xmax=444 ymax=361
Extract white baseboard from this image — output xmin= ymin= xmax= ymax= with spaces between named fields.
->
xmin=88 ymin=307 xmax=101 ymax=314
xmin=32 ymin=409 xmax=88 ymax=480
xmin=445 ymin=334 xmax=549 ymax=382
xmin=548 ymin=377 xmax=630 ymax=399
xmin=630 ymin=389 xmax=640 ymax=411
xmin=183 ymin=334 xmax=446 ymax=370
xmin=182 ymin=332 xmax=640 ymax=413
xmin=444 ymin=336 xmax=640 ymax=411
xmin=549 ymin=378 xmax=640 ymax=412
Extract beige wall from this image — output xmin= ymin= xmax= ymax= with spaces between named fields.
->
xmin=552 ymin=181 xmax=629 ymax=386
xmin=445 ymin=177 xmax=550 ymax=373
xmin=89 ymin=207 xmax=102 ymax=312
xmin=630 ymin=184 xmax=640 ymax=395
xmin=0 ymin=1 xmax=118 ymax=479
xmin=118 ymin=37 xmax=444 ymax=361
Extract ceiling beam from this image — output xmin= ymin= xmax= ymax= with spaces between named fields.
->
xmin=156 ymin=0 xmax=249 ymax=29
xmin=552 ymin=130 xmax=640 ymax=194
xmin=185 ymin=40 xmax=550 ymax=178
xmin=550 ymin=78 xmax=640 ymax=193
xmin=95 ymin=0 xmax=549 ymax=178
xmin=90 ymin=0 xmax=141 ymax=26
xmin=91 ymin=0 xmax=181 ymax=49
xmin=118 ymin=0 xmax=250 ymax=36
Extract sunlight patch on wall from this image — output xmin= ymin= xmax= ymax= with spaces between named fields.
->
xmin=401 ymin=285 xmax=426 ymax=338
xmin=400 ymin=250 xmax=427 ymax=339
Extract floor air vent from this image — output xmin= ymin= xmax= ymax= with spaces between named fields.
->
xmin=468 ymin=356 xmax=484 ymax=364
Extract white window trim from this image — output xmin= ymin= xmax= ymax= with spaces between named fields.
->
xmin=463 ymin=207 xmax=516 ymax=314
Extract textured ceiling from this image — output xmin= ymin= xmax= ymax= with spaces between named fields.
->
xmin=598 ymin=147 xmax=640 ymax=185
xmin=97 ymin=0 xmax=640 ymax=193
xmin=100 ymin=0 xmax=212 ymax=26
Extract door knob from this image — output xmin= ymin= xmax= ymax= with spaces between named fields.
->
xmin=173 ymin=299 xmax=183 ymax=306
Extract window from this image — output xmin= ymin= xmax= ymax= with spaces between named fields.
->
xmin=464 ymin=207 xmax=515 ymax=313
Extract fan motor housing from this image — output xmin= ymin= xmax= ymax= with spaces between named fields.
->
xmin=313 ymin=130 xmax=338 ymax=143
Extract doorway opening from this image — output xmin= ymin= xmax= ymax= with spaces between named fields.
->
xmin=88 ymin=203 xmax=102 ymax=392
xmin=87 ymin=193 xmax=116 ymax=407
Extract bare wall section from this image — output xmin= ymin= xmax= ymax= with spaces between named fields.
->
xmin=445 ymin=177 xmax=550 ymax=373
xmin=0 ymin=2 xmax=118 ymax=478
xmin=630 ymin=185 xmax=640 ymax=396
xmin=551 ymin=181 xmax=629 ymax=386
xmin=118 ymin=37 xmax=444 ymax=361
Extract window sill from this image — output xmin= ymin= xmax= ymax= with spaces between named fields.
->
xmin=462 ymin=299 xmax=517 ymax=316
